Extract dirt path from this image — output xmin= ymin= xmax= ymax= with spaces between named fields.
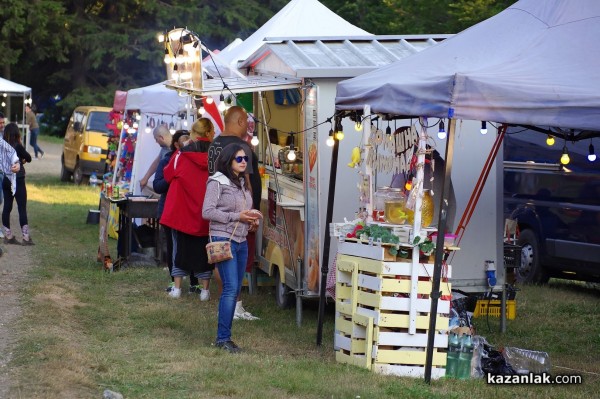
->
xmin=0 ymin=139 xmax=62 ymax=398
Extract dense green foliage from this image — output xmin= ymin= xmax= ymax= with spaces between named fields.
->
xmin=0 ymin=0 xmax=512 ymax=135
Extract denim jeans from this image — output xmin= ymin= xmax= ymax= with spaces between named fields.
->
xmin=29 ymin=128 xmax=43 ymax=158
xmin=214 ymin=236 xmax=248 ymax=343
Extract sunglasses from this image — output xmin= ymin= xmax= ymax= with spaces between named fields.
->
xmin=234 ymin=155 xmax=249 ymax=163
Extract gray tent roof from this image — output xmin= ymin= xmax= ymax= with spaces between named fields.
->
xmin=335 ymin=0 xmax=600 ymax=132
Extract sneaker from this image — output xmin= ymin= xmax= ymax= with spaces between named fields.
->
xmin=168 ymin=287 xmax=181 ymax=298
xmin=234 ymin=304 xmax=260 ymax=320
xmin=165 ymin=282 xmax=175 ymax=292
xmin=40 ymin=152 xmax=45 ymax=159
xmin=22 ymin=238 xmax=35 ymax=246
xmin=188 ymin=285 xmax=201 ymax=294
xmin=200 ymin=289 xmax=210 ymax=302
xmin=215 ymin=340 xmax=241 ymax=353
xmin=4 ymin=236 xmax=19 ymax=245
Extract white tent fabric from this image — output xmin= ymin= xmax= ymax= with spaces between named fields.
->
xmin=124 ymin=82 xmax=192 ymax=195
xmin=125 ymin=81 xmax=189 ymax=115
xmin=335 ymin=0 xmax=600 ymax=131
xmin=0 ymin=77 xmax=31 ymax=95
xmin=220 ymin=0 xmax=371 ymax=69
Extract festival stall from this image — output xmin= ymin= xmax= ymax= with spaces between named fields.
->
xmin=332 ymin=0 xmax=600 ymax=382
xmin=0 ymin=77 xmax=32 ymax=150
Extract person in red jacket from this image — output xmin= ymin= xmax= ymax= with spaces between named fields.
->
xmin=160 ymin=119 xmax=215 ymax=299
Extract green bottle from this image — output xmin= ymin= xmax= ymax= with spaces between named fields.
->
xmin=445 ymin=333 xmax=461 ymax=378
xmin=457 ymin=334 xmax=474 ymax=379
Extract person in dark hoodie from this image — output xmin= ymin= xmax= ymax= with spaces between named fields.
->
xmin=160 ymin=119 xmax=214 ymax=299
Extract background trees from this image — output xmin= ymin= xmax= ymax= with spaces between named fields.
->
xmin=0 ymin=0 xmax=510 ymax=135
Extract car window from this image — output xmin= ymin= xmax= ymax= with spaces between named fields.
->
xmin=86 ymin=111 xmax=109 ymax=132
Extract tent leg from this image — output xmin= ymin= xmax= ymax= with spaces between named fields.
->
xmin=424 ymin=118 xmax=456 ymax=383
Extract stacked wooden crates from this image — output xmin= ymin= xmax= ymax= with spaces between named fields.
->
xmin=334 ymin=240 xmax=452 ymax=379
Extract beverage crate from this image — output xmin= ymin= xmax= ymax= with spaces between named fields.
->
xmin=473 ymin=299 xmax=516 ymax=320
xmin=503 ymin=243 xmax=522 ymax=269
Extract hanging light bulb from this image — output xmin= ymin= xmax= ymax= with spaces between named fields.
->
xmin=218 ymin=93 xmax=226 ymax=112
xmin=169 ymin=121 xmax=176 ymax=134
xmin=335 ymin=120 xmax=344 ymax=140
xmin=287 ymin=148 xmax=297 ymax=161
xmin=157 ymin=33 xmax=165 ymax=43
xmin=480 ymin=121 xmax=488 ymax=135
xmin=588 ymin=141 xmax=596 ymax=162
xmin=386 ymin=123 xmax=392 ymax=136
xmin=205 ymin=96 xmax=214 ymax=104
xmin=163 ymin=48 xmax=170 ymax=64
xmin=560 ymin=145 xmax=570 ymax=165
xmin=405 ymin=174 xmax=413 ymax=191
xmin=251 ymin=135 xmax=259 ymax=146
xmin=355 ymin=120 xmax=362 ymax=131
xmin=437 ymin=120 xmax=446 ymax=139
xmin=326 ymin=128 xmax=335 ymax=147
xmin=546 ymin=135 xmax=555 ymax=146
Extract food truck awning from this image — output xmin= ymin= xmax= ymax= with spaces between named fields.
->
xmin=239 ymin=35 xmax=451 ymax=78
xmin=166 ymin=74 xmax=302 ymax=97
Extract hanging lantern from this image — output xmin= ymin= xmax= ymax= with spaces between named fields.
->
xmin=164 ymin=28 xmax=202 ymax=89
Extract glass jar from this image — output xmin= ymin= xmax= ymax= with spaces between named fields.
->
xmin=373 ymin=186 xmax=390 ymax=222
xmin=405 ymin=189 xmax=435 ymax=227
xmin=384 ymin=188 xmax=407 ymax=224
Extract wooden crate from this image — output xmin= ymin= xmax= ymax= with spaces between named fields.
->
xmin=334 ymin=253 xmax=452 ymax=379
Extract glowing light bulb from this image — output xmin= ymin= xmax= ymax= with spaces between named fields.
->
xmin=218 ymin=101 xmax=226 ymax=112
xmin=251 ymin=136 xmax=259 ymax=146
xmin=560 ymin=147 xmax=570 ymax=165
xmin=335 ymin=131 xmax=344 ymax=140
xmin=405 ymin=179 xmax=413 ymax=191
xmin=355 ymin=121 xmax=362 ymax=131
xmin=546 ymin=135 xmax=555 ymax=146
xmin=287 ymin=149 xmax=296 ymax=161
xmin=588 ymin=143 xmax=596 ymax=162
xmin=437 ymin=120 xmax=446 ymax=139
xmin=145 ymin=126 xmax=151 ymax=134
xmin=480 ymin=121 xmax=488 ymax=134
xmin=205 ymin=97 xmax=214 ymax=104
xmin=198 ymin=106 xmax=205 ymax=115
xmin=326 ymin=136 xmax=335 ymax=147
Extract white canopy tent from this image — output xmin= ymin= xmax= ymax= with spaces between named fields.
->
xmin=123 ymin=81 xmax=192 ymax=195
xmin=218 ymin=0 xmax=371 ymax=71
xmin=0 ymin=77 xmax=33 ymax=150
xmin=334 ymin=0 xmax=600 ymax=382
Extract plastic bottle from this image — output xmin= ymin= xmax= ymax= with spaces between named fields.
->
xmin=89 ymin=172 xmax=98 ymax=187
xmin=457 ymin=334 xmax=474 ymax=379
xmin=503 ymin=347 xmax=551 ymax=374
xmin=445 ymin=332 xmax=461 ymax=378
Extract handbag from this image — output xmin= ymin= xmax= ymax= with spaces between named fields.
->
xmin=206 ymin=222 xmax=239 ymax=264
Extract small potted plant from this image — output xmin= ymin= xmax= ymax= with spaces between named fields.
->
xmin=413 ymin=235 xmax=435 ymax=261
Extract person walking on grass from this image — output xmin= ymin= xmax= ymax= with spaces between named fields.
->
xmin=2 ymin=122 xmax=32 ymax=245
xmin=26 ymin=104 xmax=43 ymax=159
xmin=203 ymin=143 xmax=261 ymax=353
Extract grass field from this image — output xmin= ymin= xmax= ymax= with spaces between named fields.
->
xmin=6 ymin=161 xmax=599 ymax=398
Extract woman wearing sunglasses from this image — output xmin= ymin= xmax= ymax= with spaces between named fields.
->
xmin=202 ymin=143 xmax=261 ymax=353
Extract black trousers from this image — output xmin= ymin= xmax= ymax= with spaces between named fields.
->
xmin=2 ymin=176 xmax=28 ymax=229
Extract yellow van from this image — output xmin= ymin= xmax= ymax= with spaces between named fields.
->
xmin=61 ymin=106 xmax=112 ymax=184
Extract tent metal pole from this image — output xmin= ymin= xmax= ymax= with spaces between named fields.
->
xmin=316 ymin=114 xmax=340 ymax=346
xmin=424 ymin=117 xmax=456 ymax=383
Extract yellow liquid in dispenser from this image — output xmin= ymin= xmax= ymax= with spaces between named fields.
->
xmin=406 ymin=190 xmax=435 ymax=227
xmin=384 ymin=201 xmax=407 ymax=224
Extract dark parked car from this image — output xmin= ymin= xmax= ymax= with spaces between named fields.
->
xmin=504 ymin=129 xmax=600 ymax=283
